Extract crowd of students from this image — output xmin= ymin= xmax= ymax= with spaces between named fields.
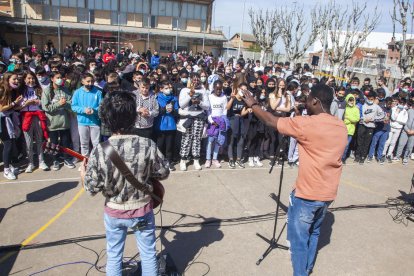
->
xmin=1 ymin=41 xmax=414 ymax=180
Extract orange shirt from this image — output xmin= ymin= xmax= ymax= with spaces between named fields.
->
xmin=277 ymin=113 xmax=347 ymax=201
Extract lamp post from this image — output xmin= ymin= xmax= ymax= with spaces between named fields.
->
xmin=237 ymin=0 xmax=246 ymax=58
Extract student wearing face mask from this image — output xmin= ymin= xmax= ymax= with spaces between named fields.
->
xmin=35 ymin=66 xmax=50 ymax=90
xmin=71 ymin=73 xmax=102 ymax=160
xmin=18 ymin=71 xmax=50 ymax=172
xmin=342 ymin=94 xmax=360 ymax=163
xmin=355 ymin=91 xmax=385 ymax=164
xmin=150 ymin=50 xmax=160 ymax=69
xmin=384 ymin=97 xmax=406 ymax=162
xmin=42 ymin=72 xmax=75 ymax=171
xmin=330 ymin=87 xmax=346 ymax=120
xmin=155 ymin=81 xmax=179 ymax=171
xmin=0 ymin=72 xmax=24 ymax=180
xmin=395 ymin=100 xmax=414 ymax=165
xmin=205 ymin=80 xmax=228 ymax=168
xmin=173 ymin=70 xmax=188 ymax=97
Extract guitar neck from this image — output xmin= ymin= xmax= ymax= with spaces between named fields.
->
xmin=60 ymin=147 xmax=87 ymax=161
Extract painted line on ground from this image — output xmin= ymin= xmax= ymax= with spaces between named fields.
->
xmin=0 ymin=177 xmax=80 ymax=185
xmin=0 ymin=188 xmax=85 ymax=265
xmin=341 ymin=179 xmax=388 ymax=198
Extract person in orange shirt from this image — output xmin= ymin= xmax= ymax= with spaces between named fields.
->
xmin=242 ymin=84 xmax=347 ymax=276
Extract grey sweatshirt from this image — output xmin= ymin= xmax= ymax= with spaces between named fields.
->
xmin=360 ymin=103 xmax=385 ymax=128
xmin=404 ymin=108 xmax=414 ymax=132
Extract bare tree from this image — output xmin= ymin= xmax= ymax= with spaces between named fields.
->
xmin=276 ymin=4 xmax=328 ymax=65
xmin=322 ymin=1 xmax=380 ymax=76
xmin=248 ymin=9 xmax=280 ymax=64
xmin=391 ymin=0 xmax=414 ymax=76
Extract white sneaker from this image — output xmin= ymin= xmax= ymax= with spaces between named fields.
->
xmin=25 ymin=163 xmax=34 ymax=173
xmin=411 ymin=153 xmax=414 ymax=160
xmin=4 ymin=169 xmax=16 ymax=180
xmin=248 ymin=157 xmax=255 ymax=167
xmin=9 ymin=164 xmax=19 ymax=175
xmin=39 ymin=161 xmax=50 ymax=171
xmin=254 ymin=157 xmax=263 ymax=167
xmin=193 ymin=159 xmax=202 ymax=170
xmin=180 ymin=160 xmax=187 ymax=171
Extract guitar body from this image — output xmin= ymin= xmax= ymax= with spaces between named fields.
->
xmin=43 ymin=142 xmax=165 ymax=208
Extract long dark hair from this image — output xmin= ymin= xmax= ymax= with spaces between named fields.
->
xmin=22 ymin=70 xmax=42 ymax=98
xmin=0 ymin=72 xmax=21 ymax=105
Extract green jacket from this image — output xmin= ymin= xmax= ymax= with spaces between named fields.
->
xmin=41 ymin=85 xmax=72 ymax=131
xmin=343 ymin=94 xmax=360 ymax=136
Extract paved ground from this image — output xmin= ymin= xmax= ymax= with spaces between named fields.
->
xmin=0 ymin=159 xmax=414 ymax=276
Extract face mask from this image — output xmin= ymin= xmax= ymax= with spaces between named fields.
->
xmin=348 ymin=102 xmax=355 ymax=107
xmin=139 ymin=69 xmax=146 ymax=75
xmin=337 ymin=96 xmax=345 ymax=101
xmin=84 ymin=84 xmax=93 ymax=90
xmin=54 ymin=79 xmax=63 ymax=86
xmin=402 ymin=88 xmax=408 ymax=93
xmin=38 ymin=76 xmax=47 ymax=83
xmin=10 ymin=83 xmax=18 ymax=89
xmin=351 ymin=85 xmax=358 ymax=90
xmin=308 ymin=83 xmax=313 ymax=88
xmin=90 ymin=66 xmax=96 ymax=72
xmin=9 ymin=59 xmax=16 ymax=64
xmin=26 ymin=83 xmax=35 ymax=88
xmin=266 ymin=87 xmax=274 ymax=93
xmin=181 ymin=78 xmax=188 ymax=84
xmin=366 ymin=100 xmax=374 ymax=105
xmin=398 ymin=104 xmax=404 ymax=109
xmin=163 ymin=89 xmax=172 ymax=95
xmin=200 ymin=77 xmax=207 ymax=83
xmin=187 ymin=69 xmax=192 ymax=74
xmin=172 ymin=72 xmax=178 ymax=75
xmin=259 ymin=95 xmax=266 ymax=100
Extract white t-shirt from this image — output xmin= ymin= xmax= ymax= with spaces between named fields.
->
xmin=208 ymin=93 xmax=228 ymax=123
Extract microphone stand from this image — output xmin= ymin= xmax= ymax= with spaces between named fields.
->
xmin=256 ymin=137 xmax=289 ymax=265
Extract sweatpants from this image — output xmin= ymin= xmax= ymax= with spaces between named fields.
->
xmin=23 ymin=117 xmax=45 ymax=165
xmin=395 ymin=131 xmax=414 ymax=159
xmin=180 ymin=118 xmax=204 ymax=160
xmin=383 ymin=128 xmax=402 ymax=157
xmin=248 ymin=133 xmax=265 ymax=158
xmin=157 ymin=130 xmax=176 ymax=162
xmin=356 ymin=125 xmax=374 ymax=160
xmin=78 ymin=125 xmax=100 ymax=157
xmin=2 ymin=140 xmax=13 ymax=169
xmin=288 ymin=137 xmax=299 ymax=163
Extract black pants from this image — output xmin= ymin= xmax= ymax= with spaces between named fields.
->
xmin=157 ymin=130 xmax=176 ymax=161
xmin=356 ymin=124 xmax=374 ymax=160
xmin=2 ymin=139 xmax=13 ymax=168
xmin=49 ymin=129 xmax=71 ymax=161
xmin=248 ymin=133 xmax=265 ymax=157
xmin=134 ymin=127 xmax=153 ymax=140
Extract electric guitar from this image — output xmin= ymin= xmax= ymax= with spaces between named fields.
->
xmin=42 ymin=142 xmax=165 ymax=208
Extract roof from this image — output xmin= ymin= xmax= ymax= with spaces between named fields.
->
xmin=0 ymin=16 xmax=227 ymax=42
xmin=388 ymin=38 xmax=414 ymax=46
xmin=230 ymin=33 xmax=257 ymax=43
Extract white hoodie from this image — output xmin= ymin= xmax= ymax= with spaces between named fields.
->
xmin=390 ymin=106 xmax=408 ymax=129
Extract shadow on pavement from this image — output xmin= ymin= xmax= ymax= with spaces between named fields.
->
xmin=160 ymin=215 xmax=224 ymax=273
xmin=0 ymin=181 xmax=79 ymax=275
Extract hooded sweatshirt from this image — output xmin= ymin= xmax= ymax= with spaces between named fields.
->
xmin=330 ymin=96 xmax=346 ymax=120
xmin=360 ymin=101 xmax=384 ymax=128
xmin=155 ymin=92 xmax=179 ymax=131
xmin=343 ymin=94 xmax=360 ymax=135
xmin=390 ymin=106 xmax=408 ymax=129
xmin=404 ymin=108 xmax=414 ymax=132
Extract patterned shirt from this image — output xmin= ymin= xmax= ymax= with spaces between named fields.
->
xmin=84 ymin=135 xmax=169 ymax=210
xmin=133 ymin=90 xmax=159 ymax=129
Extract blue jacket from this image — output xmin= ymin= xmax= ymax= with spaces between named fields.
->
xmin=150 ymin=55 xmax=160 ymax=69
xmin=71 ymin=86 xmax=102 ymax=126
xmin=155 ymin=93 xmax=178 ymax=131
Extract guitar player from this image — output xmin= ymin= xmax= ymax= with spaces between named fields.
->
xmin=80 ymin=91 xmax=170 ymax=276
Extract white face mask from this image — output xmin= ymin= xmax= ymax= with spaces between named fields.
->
xmin=200 ymin=77 xmax=207 ymax=83
xmin=163 ymin=89 xmax=172 ymax=95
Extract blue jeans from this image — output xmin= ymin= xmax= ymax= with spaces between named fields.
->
xmin=287 ymin=191 xmax=331 ymax=276
xmin=206 ymin=136 xmax=220 ymax=160
xmin=342 ymin=135 xmax=353 ymax=161
xmin=368 ymin=130 xmax=389 ymax=159
xmin=104 ymin=211 xmax=158 ymax=276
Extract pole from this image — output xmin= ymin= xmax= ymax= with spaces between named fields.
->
xmin=117 ymin=12 xmax=120 ymax=53
xmin=320 ymin=25 xmax=328 ymax=72
xmin=176 ymin=18 xmax=179 ymax=51
xmin=147 ymin=16 xmax=150 ymax=50
xmin=58 ymin=7 xmax=61 ymax=53
xmin=237 ymin=0 xmax=246 ymax=58
xmin=88 ymin=10 xmax=91 ymax=46
xmin=202 ymin=30 xmax=205 ymax=52
xmin=24 ymin=3 xmax=28 ymax=47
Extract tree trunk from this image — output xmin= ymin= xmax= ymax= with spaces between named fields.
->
xmin=333 ymin=63 xmax=341 ymax=77
xmin=260 ymin=49 xmax=266 ymax=64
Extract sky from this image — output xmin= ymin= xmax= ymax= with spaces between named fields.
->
xmin=213 ymin=0 xmax=404 ymax=52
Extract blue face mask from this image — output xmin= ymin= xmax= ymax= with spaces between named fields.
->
xmin=351 ymin=85 xmax=358 ymax=90
xmin=398 ymin=104 xmax=404 ymax=109
xmin=181 ymin=78 xmax=188 ymax=84
xmin=366 ymin=100 xmax=374 ymax=105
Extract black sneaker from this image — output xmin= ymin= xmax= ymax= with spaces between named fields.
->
xmin=235 ymin=160 xmax=245 ymax=169
xmin=342 ymin=159 xmax=346 ymax=165
xmin=169 ymin=163 xmax=176 ymax=171
xmin=354 ymin=157 xmax=360 ymax=163
xmin=387 ymin=155 xmax=392 ymax=163
xmin=228 ymin=160 xmax=236 ymax=169
xmin=52 ymin=161 xmax=60 ymax=171
xmin=359 ymin=159 xmax=365 ymax=165
xmin=379 ymin=156 xmax=385 ymax=165
xmin=64 ymin=159 xmax=76 ymax=169
xmin=367 ymin=157 xmax=373 ymax=163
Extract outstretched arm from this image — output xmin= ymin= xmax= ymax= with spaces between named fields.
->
xmin=242 ymin=91 xmax=280 ymax=130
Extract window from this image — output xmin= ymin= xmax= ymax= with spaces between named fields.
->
xmin=143 ymin=15 xmax=157 ymax=28
xmin=77 ymin=8 xmax=94 ymax=23
xmin=172 ymin=17 xmax=186 ymax=30
xmin=172 ymin=2 xmax=179 ymax=17
xmin=111 ymin=11 xmax=127 ymax=25
xmin=110 ymin=0 xmax=118 ymax=11
xmin=200 ymin=5 xmax=207 ymax=20
xmin=159 ymin=41 xmax=172 ymax=52
xmin=42 ymin=5 xmax=59 ymax=20
xmin=143 ymin=0 xmax=150 ymax=14
xmin=201 ymin=20 xmax=206 ymax=32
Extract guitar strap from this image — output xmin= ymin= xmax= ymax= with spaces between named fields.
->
xmin=101 ymin=140 xmax=163 ymax=205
